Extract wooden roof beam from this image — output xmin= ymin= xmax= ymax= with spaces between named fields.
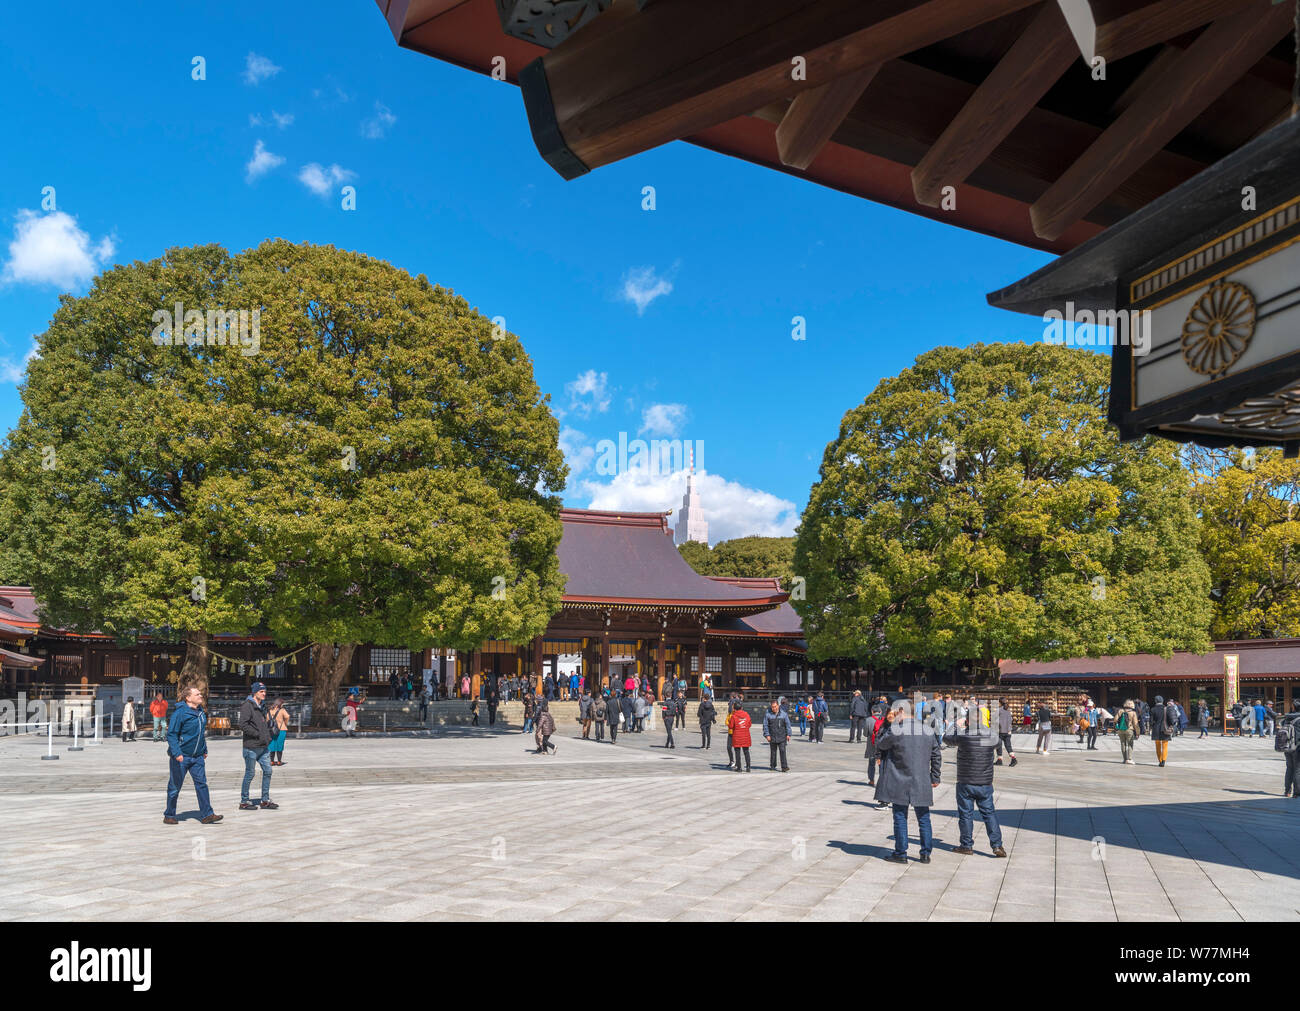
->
xmin=911 ymin=2 xmax=1077 ymax=207
xmin=1029 ymin=2 xmax=1294 ymax=241
xmin=775 ymin=64 xmax=880 ymax=170
xmin=519 ymin=0 xmax=1044 ymax=179
xmin=1055 ymin=0 xmax=1261 ymax=65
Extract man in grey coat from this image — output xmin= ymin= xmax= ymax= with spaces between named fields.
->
xmin=874 ymin=700 xmax=942 ymax=864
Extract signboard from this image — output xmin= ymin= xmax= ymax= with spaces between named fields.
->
xmin=1223 ymin=654 xmax=1239 ymax=734
xmin=122 ymin=676 xmax=145 ymax=705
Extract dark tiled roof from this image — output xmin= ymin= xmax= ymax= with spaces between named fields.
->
xmin=557 ymin=510 xmax=786 ymax=611
xmin=1001 ymin=640 xmax=1300 ymax=682
xmin=0 ymin=646 xmax=42 ymax=668
xmin=0 ymin=587 xmax=42 ymax=630
xmin=705 ymin=577 xmax=804 ymax=637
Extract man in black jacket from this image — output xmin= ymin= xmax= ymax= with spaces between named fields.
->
xmin=698 ymin=694 xmax=716 ymax=749
xmin=238 ymin=682 xmax=277 ymax=811
xmin=848 ymin=690 xmax=869 ymax=742
xmin=944 ymin=705 xmax=1005 ymax=857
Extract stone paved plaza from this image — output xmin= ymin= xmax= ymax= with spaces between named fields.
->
xmin=1 ymin=721 xmax=1296 ymax=921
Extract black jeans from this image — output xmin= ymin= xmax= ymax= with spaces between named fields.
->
xmin=700 ymin=723 xmax=711 ymax=748
xmin=726 ymin=738 xmax=734 ymax=766
xmin=1086 ymin=726 xmax=1097 ymax=749
xmin=769 ymin=741 xmax=788 ymax=770
xmin=849 ymin=716 xmax=864 ymax=741
xmin=609 ymin=719 xmax=618 ymax=742
xmin=811 ymin=718 xmax=825 ymax=742
xmin=734 ymin=746 xmax=750 ymax=771
xmin=1286 ymin=751 xmax=1300 ymax=796
xmin=866 ymin=752 xmax=878 ymax=783
xmin=594 ymin=720 xmax=605 ymax=741
xmin=665 ymin=723 xmax=675 ymax=747
xmin=996 ymin=733 xmax=1014 ymax=757
xmin=676 ymin=711 xmax=685 ymax=729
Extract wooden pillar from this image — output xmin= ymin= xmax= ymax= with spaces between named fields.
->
xmin=601 ymin=635 xmax=610 ymax=690
xmin=696 ymin=630 xmax=707 ymax=693
xmin=1179 ymin=682 xmax=1191 ymax=714
xmin=532 ymin=636 xmax=543 ymax=696
xmin=657 ymin=635 xmax=666 ymax=697
xmin=1285 ymin=682 xmax=1293 ymax=713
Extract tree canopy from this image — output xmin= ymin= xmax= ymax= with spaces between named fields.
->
xmin=678 ymin=536 xmax=795 ymax=584
xmin=1186 ymin=446 xmax=1300 ymax=640
xmin=791 ymin=343 xmax=1212 ymax=673
xmin=0 ymin=241 xmax=567 ymax=711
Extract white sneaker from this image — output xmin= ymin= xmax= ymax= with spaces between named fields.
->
xmin=1042 ymin=750 xmax=1049 ymax=756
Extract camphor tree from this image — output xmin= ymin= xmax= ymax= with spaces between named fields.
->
xmin=1186 ymin=445 xmax=1300 ymax=640
xmin=0 ymin=241 xmax=567 ymax=722
xmin=792 ymin=343 xmax=1211 ymax=678
xmin=679 ymin=536 xmax=795 ymax=584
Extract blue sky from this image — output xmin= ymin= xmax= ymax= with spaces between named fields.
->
xmin=0 ymin=0 xmax=1058 ymax=543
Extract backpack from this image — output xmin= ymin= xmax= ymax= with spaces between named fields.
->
xmin=1275 ymin=720 xmax=1297 ymax=753
xmin=1116 ymin=711 xmax=1129 ymax=732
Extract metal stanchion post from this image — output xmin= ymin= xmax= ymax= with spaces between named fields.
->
xmin=68 ymin=714 xmax=83 ymax=752
xmin=296 ymin=709 xmax=302 ymax=740
xmin=383 ymin=712 xmax=387 ymax=734
xmin=42 ymin=722 xmax=59 ymax=760
xmin=88 ymin=714 xmax=102 ymax=746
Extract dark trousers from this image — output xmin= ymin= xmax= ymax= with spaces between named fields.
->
xmin=811 ymin=718 xmax=825 ymax=743
xmin=609 ymin=719 xmax=618 ymax=743
xmin=165 ymin=755 xmax=213 ymax=819
xmin=1086 ymin=726 xmax=1097 ymax=749
xmin=734 ymin=745 xmax=750 ymax=771
xmin=865 ymin=752 xmax=878 ymax=783
xmin=665 ymin=723 xmax=675 ymax=747
xmin=700 ymin=723 xmax=711 ymax=749
xmin=891 ymin=804 xmax=932 ymax=856
xmin=676 ymin=711 xmax=685 ymax=729
xmin=488 ymin=706 xmax=497 ymax=726
xmin=594 ymin=720 xmax=604 ymax=741
xmin=849 ymin=716 xmax=864 ymax=741
xmin=769 ymin=741 xmax=788 ymax=770
xmin=995 ymin=733 xmax=1015 ymax=757
xmin=418 ymin=702 xmax=428 ymax=721
xmin=1285 ymin=751 xmax=1300 ymax=796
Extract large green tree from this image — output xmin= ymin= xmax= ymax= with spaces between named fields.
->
xmin=1186 ymin=445 xmax=1300 ymax=639
xmin=0 ymin=241 xmax=567 ymax=719
xmin=678 ymin=536 xmax=795 ymax=584
xmin=792 ymin=343 xmax=1211 ymax=676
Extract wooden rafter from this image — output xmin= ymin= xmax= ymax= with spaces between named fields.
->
xmin=776 ymin=65 xmax=880 ymax=170
xmin=1054 ymin=0 xmax=1259 ymax=65
xmin=1029 ymin=2 xmax=1294 ymax=241
xmin=911 ymin=2 xmax=1077 ymax=207
xmin=519 ymin=0 xmax=1044 ymax=179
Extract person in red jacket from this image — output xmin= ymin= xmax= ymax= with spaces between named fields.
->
xmin=727 ymin=705 xmax=753 ymax=772
xmin=149 ymin=693 xmax=169 ymax=742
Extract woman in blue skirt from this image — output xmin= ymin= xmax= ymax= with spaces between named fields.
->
xmin=268 ymin=698 xmax=290 ymax=766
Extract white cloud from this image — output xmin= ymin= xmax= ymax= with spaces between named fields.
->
xmin=245 ymin=139 xmax=285 ymax=182
xmin=243 ymin=52 xmax=282 ymax=86
xmin=621 ymin=265 xmax=673 ymax=315
xmin=565 ymin=369 xmax=611 ymax=417
xmin=361 ymin=101 xmax=397 ymax=139
xmin=0 ymin=339 xmax=39 ymax=385
xmin=639 ymin=403 xmax=687 ymax=437
xmin=2 ymin=210 xmax=115 ymax=290
xmin=559 ymin=427 xmax=596 ymax=478
xmin=573 ymin=467 xmax=797 ymax=544
xmin=298 ymin=162 xmax=355 ymax=196
xmin=251 ymin=111 xmax=294 ymax=129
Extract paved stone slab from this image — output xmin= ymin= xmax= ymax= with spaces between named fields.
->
xmin=0 ymin=726 xmax=1295 ymax=921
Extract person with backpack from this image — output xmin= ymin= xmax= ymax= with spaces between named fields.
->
xmin=534 ymin=700 xmax=556 ymax=754
xmin=675 ymin=691 xmax=687 ymax=730
xmin=486 ymin=684 xmax=500 ymax=727
xmin=592 ymin=692 xmax=607 ymax=742
xmin=763 ymin=699 xmax=793 ymax=772
xmin=1197 ymin=702 xmax=1209 ymax=738
xmin=698 ymin=693 xmax=716 ymax=750
xmin=796 ymin=697 xmax=810 ymax=737
xmin=579 ymin=688 xmax=593 ymax=740
xmin=1150 ymin=695 xmax=1176 ymax=767
xmin=993 ymin=698 xmax=1018 ymax=767
xmin=864 ymin=705 xmax=884 ymax=786
xmin=267 ymin=697 xmax=290 ymax=766
xmin=1116 ymin=700 xmax=1139 ymax=764
xmin=727 ymin=703 xmax=753 ymax=772
xmin=522 ymin=691 xmax=536 ymax=734
xmin=811 ymin=692 xmax=829 ymax=743
xmin=661 ymin=697 xmax=677 ymax=749
xmin=341 ymin=689 xmax=361 ymax=737
xmin=1283 ymin=706 xmax=1300 ymax=798
xmin=470 ymin=698 xmax=480 ymax=726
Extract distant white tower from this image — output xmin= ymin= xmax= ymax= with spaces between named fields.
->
xmin=674 ymin=448 xmax=708 ymax=546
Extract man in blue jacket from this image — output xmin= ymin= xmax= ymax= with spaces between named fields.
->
xmin=164 ymin=686 xmax=223 ymax=825
xmin=810 ymin=692 xmax=829 ymax=743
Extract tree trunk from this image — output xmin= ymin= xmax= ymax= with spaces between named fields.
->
xmin=178 ymin=629 xmax=211 ymax=702
xmin=310 ymin=642 xmax=358 ymax=728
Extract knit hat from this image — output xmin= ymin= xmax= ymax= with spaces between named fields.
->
xmin=250 ymin=681 xmax=266 ymax=693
